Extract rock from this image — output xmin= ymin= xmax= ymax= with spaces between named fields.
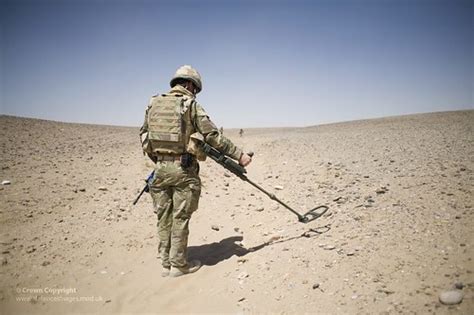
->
xmin=274 ymin=185 xmax=284 ymax=190
xmin=324 ymin=245 xmax=336 ymax=250
xmin=98 ymin=187 xmax=108 ymax=191
xmin=255 ymin=207 xmax=264 ymax=212
xmin=238 ymin=297 xmax=246 ymax=302
xmin=79 ymin=188 xmax=86 ymax=192
xmin=454 ymin=282 xmax=464 ymax=290
xmin=439 ymin=290 xmax=464 ymax=305
xmin=1 ymin=180 xmax=11 ymax=185
xmin=378 ymin=289 xmax=395 ymax=295
xmin=41 ymin=261 xmax=51 ymax=266
xmin=237 ymin=271 xmax=249 ymax=280
xmin=376 ymin=187 xmax=388 ymax=194
xmin=312 ymin=283 xmax=320 ymax=289
xmin=1 ymin=256 xmax=7 ymax=265
xmin=211 ymin=225 xmax=220 ymax=231
xmin=234 ymin=227 xmax=240 ymax=233
xmin=237 ymin=258 xmax=248 ymax=264
xmin=25 ymin=246 xmax=36 ymax=254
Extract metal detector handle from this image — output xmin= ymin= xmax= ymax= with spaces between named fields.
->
xmin=200 ymin=142 xmax=248 ymax=180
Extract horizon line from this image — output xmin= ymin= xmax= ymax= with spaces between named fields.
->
xmin=1 ymin=108 xmax=473 ymax=130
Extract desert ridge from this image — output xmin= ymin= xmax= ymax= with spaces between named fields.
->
xmin=0 ymin=110 xmax=473 ymax=314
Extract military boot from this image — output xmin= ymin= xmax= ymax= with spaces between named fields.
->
xmin=169 ymin=260 xmax=201 ymax=277
xmin=162 ymin=267 xmax=170 ymax=277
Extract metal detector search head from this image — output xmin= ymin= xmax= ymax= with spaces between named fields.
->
xmin=298 ymin=205 xmax=329 ymax=223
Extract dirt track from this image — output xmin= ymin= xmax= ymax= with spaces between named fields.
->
xmin=0 ymin=110 xmax=473 ymax=314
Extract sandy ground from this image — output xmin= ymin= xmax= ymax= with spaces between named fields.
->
xmin=0 ymin=110 xmax=473 ymax=315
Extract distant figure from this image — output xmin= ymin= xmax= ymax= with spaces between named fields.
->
xmin=239 ymin=128 xmax=244 ymax=137
xmin=219 ymin=127 xmax=224 ymax=135
xmin=139 ymin=65 xmax=252 ymax=278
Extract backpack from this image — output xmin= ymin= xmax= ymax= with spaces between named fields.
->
xmin=144 ymin=93 xmax=189 ymax=155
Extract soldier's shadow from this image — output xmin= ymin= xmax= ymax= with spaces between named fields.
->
xmin=188 ymin=225 xmax=330 ymax=266
xmin=187 ymin=236 xmax=250 ymax=266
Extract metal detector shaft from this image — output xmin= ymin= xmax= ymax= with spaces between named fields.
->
xmin=243 ymin=177 xmax=305 ymax=221
xmin=200 ymin=141 xmax=328 ymax=223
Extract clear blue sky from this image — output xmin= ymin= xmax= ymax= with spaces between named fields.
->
xmin=1 ymin=0 xmax=473 ymax=128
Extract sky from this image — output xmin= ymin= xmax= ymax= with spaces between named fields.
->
xmin=1 ymin=0 xmax=473 ymax=128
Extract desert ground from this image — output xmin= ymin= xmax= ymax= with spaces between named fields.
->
xmin=0 ymin=110 xmax=472 ymax=315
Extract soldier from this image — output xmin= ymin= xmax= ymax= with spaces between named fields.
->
xmin=140 ymin=65 xmax=252 ymax=277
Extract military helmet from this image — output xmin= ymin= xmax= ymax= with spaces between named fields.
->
xmin=170 ymin=65 xmax=202 ymax=94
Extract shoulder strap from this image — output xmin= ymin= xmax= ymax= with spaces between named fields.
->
xmin=191 ymin=101 xmax=200 ymax=132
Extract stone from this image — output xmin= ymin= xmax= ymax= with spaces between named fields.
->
xmin=211 ymin=225 xmax=220 ymax=231
xmin=439 ymin=290 xmax=464 ymax=305
xmin=98 ymin=187 xmax=108 ymax=191
xmin=255 ymin=207 xmax=264 ymax=212
xmin=312 ymin=283 xmax=320 ymax=289
xmin=1 ymin=180 xmax=11 ymax=185
xmin=454 ymin=282 xmax=464 ymax=290
xmin=274 ymin=185 xmax=284 ymax=190
xmin=237 ymin=271 xmax=249 ymax=280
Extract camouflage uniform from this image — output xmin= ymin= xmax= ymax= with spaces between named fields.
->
xmin=140 ymin=84 xmax=242 ymax=269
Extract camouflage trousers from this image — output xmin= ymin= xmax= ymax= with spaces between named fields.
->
xmin=149 ymin=160 xmax=201 ymax=268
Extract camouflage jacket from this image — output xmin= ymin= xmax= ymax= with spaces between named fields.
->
xmin=140 ymin=85 xmax=243 ymax=161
